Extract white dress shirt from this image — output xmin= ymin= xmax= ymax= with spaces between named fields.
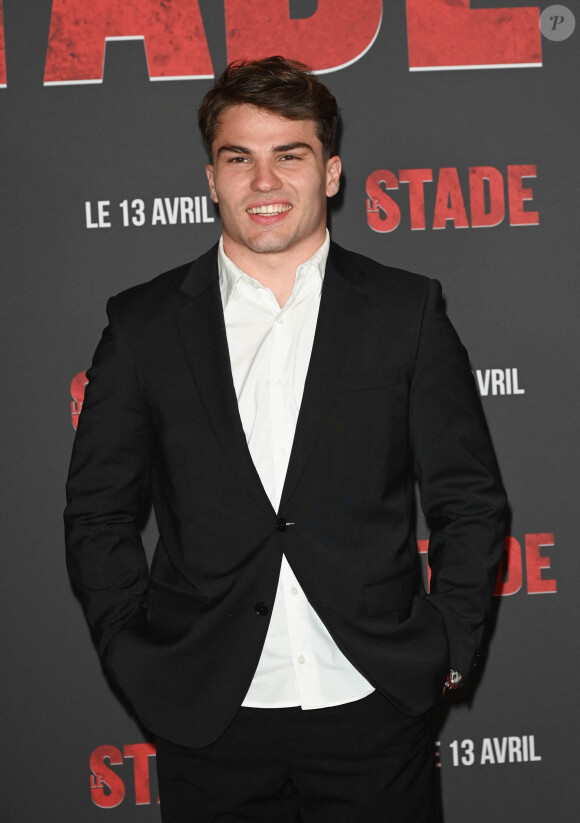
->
xmin=218 ymin=232 xmax=374 ymax=709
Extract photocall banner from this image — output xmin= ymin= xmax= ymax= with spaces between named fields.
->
xmin=2 ymin=2 xmax=578 ymax=820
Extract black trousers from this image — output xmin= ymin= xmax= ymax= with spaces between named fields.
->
xmin=155 ymin=691 xmax=440 ymax=822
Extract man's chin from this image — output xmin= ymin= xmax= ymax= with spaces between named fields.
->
xmin=241 ymin=234 xmax=294 ymax=255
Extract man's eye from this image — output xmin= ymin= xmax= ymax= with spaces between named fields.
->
xmin=280 ymin=154 xmax=301 ymax=161
xmin=227 ymin=156 xmax=249 ymax=163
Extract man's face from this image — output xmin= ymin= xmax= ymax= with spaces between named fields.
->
xmin=206 ymin=105 xmax=341 ymax=263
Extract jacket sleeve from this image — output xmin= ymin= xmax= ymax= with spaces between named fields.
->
xmin=64 ymin=296 xmax=151 ymax=664
xmin=409 ymin=279 xmax=507 ymax=679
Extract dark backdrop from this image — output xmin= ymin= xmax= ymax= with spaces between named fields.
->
xmin=2 ymin=2 xmax=578 ymax=820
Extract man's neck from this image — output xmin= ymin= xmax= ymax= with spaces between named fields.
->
xmin=222 ymin=232 xmax=327 ymax=308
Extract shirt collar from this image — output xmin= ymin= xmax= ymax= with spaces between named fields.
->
xmin=218 ymin=229 xmax=330 ymax=310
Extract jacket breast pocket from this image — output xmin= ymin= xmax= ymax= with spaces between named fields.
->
xmin=338 ymin=367 xmax=400 ymax=392
xmin=363 ymin=569 xmax=418 ymax=617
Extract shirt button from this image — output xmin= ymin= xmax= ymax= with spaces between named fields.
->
xmin=290 ymin=587 xmax=298 ymax=595
xmin=276 ymin=316 xmax=284 ymax=324
xmin=276 ymin=517 xmax=287 ymax=532
xmin=254 ymin=602 xmax=269 ymax=616
xmin=297 ymin=655 xmax=306 ymax=664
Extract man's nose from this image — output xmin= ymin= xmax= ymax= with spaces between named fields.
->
xmin=250 ymin=160 xmax=282 ymax=192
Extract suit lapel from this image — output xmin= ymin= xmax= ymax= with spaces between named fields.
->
xmin=174 ymin=246 xmax=274 ymax=515
xmin=279 ymin=244 xmax=369 ymax=511
xmin=174 ymin=243 xmax=368 ymax=516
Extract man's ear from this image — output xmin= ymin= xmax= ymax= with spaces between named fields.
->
xmin=326 ymin=156 xmax=342 ymax=198
xmin=206 ymin=165 xmax=218 ymax=203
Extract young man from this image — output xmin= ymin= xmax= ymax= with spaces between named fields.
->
xmin=65 ymin=57 xmax=507 ymax=822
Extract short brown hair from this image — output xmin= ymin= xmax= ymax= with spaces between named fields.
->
xmin=198 ymin=56 xmax=340 ymax=160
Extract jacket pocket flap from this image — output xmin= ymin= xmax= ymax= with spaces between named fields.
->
xmin=339 ymin=367 xmax=399 ymax=392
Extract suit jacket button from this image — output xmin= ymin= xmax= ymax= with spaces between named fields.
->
xmin=276 ymin=517 xmax=287 ymax=532
xmin=255 ymin=602 xmax=269 ymax=616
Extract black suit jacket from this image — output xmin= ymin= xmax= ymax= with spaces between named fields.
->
xmin=65 ymin=242 xmax=507 ymax=747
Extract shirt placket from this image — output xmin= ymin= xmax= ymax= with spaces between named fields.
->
xmin=280 ymin=557 xmax=319 ymax=703
xmin=269 ymin=299 xmax=295 ymax=510
xmin=270 ymin=272 xmax=320 ymax=702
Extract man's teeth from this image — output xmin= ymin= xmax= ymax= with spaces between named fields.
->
xmin=246 ymin=205 xmax=292 ymax=215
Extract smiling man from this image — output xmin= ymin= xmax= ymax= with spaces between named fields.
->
xmin=204 ymin=82 xmax=341 ymax=305
xmin=65 ymin=57 xmax=507 ymax=822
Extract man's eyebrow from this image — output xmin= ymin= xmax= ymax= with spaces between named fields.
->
xmin=272 ymin=142 xmax=314 ymax=154
xmin=216 ymin=144 xmax=251 ymax=157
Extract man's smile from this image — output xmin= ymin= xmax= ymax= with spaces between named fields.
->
xmin=246 ymin=204 xmax=293 ymax=215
